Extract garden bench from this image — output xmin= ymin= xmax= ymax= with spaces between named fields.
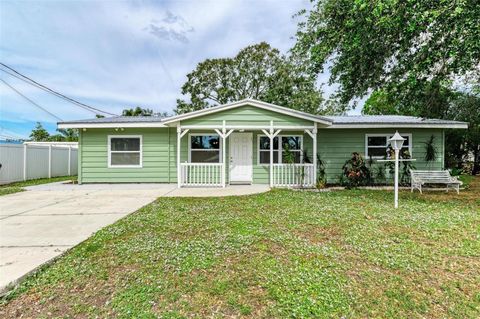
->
xmin=410 ymin=170 xmax=462 ymax=194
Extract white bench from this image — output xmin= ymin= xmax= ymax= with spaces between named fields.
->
xmin=410 ymin=170 xmax=462 ymax=194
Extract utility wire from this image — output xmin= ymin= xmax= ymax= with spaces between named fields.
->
xmin=1 ymin=78 xmax=63 ymax=121
xmin=0 ymin=62 xmax=117 ymax=116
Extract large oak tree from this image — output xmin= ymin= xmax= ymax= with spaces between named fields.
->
xmin=175 ymin=42 xmax=325 ymax=114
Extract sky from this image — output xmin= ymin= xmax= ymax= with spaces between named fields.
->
xmin=0 ymin=0 xmax=347 ymax=140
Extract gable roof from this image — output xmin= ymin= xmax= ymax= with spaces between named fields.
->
xmin=160 ymin=99 xmax=333 ymax=125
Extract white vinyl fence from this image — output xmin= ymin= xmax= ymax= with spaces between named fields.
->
xmin=0 ymin=144 xmax=78 ymax=185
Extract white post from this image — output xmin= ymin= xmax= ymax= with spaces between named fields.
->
xmin=394 ymin=149 xmax=399 ymax=209
xmin=48 ymin=145 xmax=52 ymax=178
xmin=269 ymin=120 xmax=274 ymax=187
xmin=177 ymin=126 xmax=181 ymax=188
xmin=222 ymin=120 xmax=227 ymax=188
xmin=23 ymin=144 xmax=27 ymax=181
xmin=68 ymin=146 xmax=72 ymax=176
xmin=313 ymin=123 xmax=318 ymax=186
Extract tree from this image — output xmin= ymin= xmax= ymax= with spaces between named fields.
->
xmin=56 ymin=128 xmax=78 ymax=142
xmin=363 ymin=85 xmax=480 ymax=175
xmin=29 ymin=122 xmax=50 ymax=141
xmin=175 ymin=42 xmax=324 ymax=114
xmin=294 ymin=0 xmax=480 ymax=107
xmin=122 ymin=107 xmax=153 ymax=116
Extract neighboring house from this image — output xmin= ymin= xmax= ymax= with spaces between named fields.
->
xmin=58 ymin=99 xmax=468 ymax=187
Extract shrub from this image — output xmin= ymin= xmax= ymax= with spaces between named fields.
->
xmin=341 ymin=152 xmax=372 ymax=189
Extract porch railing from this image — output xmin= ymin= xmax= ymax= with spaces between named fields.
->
xmin=272 ymin=163 xmax=315 ymax=188
xmin=180 ymin=163 xmax=223 ymax=187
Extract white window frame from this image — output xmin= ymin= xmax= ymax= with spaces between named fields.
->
xmin=257 ymin=134 xmax=303 ymax=165
xmin=188 ymin=133 xmax=222 ymax=163
xmin=108 ymin=135 xmax=143 ymax=168
xmin=365 ymin=133 xmax=412 ymax=159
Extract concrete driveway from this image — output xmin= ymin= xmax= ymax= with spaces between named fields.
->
xmin=0 ymin=182 xmax=269 ymax=292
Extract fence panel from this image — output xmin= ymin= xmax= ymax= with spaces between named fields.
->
xmin=0 ymin=144 xmax=78 ymax=185
xmin=0 ymin=144 xmax=24 ymax=184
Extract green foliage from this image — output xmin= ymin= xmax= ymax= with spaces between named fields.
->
xmin=342 ymin=152 xmax=372 ymax=188
xmin=294 ymin=0 xmax=480 ymax=106
xmin=423 ymin=135 xmax=438 ymax=163
xmin=29 ymin=122 xmax=50 ymax=141
xmin=175 ymin=42 xmax=324 ymax=114
xmin=28 ymin=122 xmax=78 ymax=142
xmin=122 ymin=107 xmax=153 ymax=116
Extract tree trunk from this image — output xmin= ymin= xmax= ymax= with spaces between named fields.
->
xmin=472 ymin=148 xmax=480 ymax=176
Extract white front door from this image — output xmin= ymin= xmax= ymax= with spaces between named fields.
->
xmin=229 ymin=133 xmax=253 ymax=183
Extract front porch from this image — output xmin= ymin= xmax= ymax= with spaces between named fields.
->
xmin=176 ymin=120 xmax=319 ymax=188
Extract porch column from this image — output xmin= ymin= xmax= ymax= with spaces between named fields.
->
xmin=313 ymin=123 xmax=318 ymax=186
xmin=177 ymin=126 xmax=181 ymax=188
xmin=215 ymin=120 xmax=234 ymax=188
xmin=176 ymin=125 xmax=190 ymax=188
xmin=262 ymin=121 xmax=281 ymax=188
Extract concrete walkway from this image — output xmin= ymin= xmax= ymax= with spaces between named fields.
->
xmin=0 ymin=182 xmax=269 ymax=292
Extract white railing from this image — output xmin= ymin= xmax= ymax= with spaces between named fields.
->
xmin=272 ymin=163 xmax=315 ymax=188
xmin=180 ymin=163 xmax=223 ymax=187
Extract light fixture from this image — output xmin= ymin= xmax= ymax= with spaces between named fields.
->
xmin=388 ymin=131 xmax=405 ymax=209
xmin=389 ymin=131 xmax=405 ymax=151
xmin=83 ymin=128 xmax=87 ymax=132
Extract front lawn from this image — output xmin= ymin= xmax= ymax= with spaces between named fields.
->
xmin=1 ymin=178 xmax=479 ymax=318
xmin=0 ymin=176 xmax=76 ymax=196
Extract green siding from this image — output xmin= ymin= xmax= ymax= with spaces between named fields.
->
xmin=318 ymin=128 xmax=444 ymax=183
xmin=182 ymin=105 xmax=313 ymax=127
xmin=80 ymin=128 xmax=177 ymax=183
xmin=78 ymin=125 xmax=445 ymax=186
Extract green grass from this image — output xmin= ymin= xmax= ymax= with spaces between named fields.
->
xmin=1 ymin=178 xmax=479 ymax=318
xmin=0 ymin=176 xmax=76 ymax=196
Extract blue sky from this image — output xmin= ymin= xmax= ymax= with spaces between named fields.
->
xmin=1 ymin=0 xmax=345 ymax=140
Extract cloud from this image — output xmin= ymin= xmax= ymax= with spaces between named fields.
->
xmin=145 ymin=11 xmax=194 ymax=43
xmin=0 ymin=0 xmax=325 ymax=137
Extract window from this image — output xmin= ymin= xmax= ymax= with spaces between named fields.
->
xmin=365 ymin=133 xmax=412 ymax=159
xmin=108 ymin=135 xmax=142 ymax=167
xmin=189 ymin=134 xmax=221 ymax=163
xmin=258 ymin=135 xmax=303 ymax=164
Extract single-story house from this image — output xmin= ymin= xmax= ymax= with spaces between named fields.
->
xmin=58 ymin=99 xmax=468 ymax=187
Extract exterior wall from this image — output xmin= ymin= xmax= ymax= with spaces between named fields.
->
xmin=77 ymin=122 xmax=445 ymax=185
xmin=182 ymin=105 xmax=313 ymax=127
xmin=79 ymin=127 xmax=177 ymax=183
xmin=318 ymin=128 xmax=444 ymax=183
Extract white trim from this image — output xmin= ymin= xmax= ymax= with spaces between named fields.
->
xmin=180 ymin=124 xmax=315 ymax=130
xmin=329 ymin=123 xmax=468 ymax=129
xmin=365 ymin=133 xmax=412 ymax=159
xmin=257 ymin=134 xmax=303 ymax=165
xmin=107 ymin=135 xmax=143 ymax=168
xmin=58 ymin=122 xmax=167 ymax=129
xmin=187 ymin=133 xmax=222 ymax=163
xmin=162 ymin=99 xmax=332 ymax=125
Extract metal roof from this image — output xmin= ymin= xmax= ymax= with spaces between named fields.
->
xmin=324 ymin=115 xmax=466 ymax=125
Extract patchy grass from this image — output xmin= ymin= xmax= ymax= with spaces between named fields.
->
xmin=0 ymin=176 xmax=76 ymax=196
xmin=1 ymin=177 xmax=479 ymax=318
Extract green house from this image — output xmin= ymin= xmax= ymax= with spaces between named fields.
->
xmin=58 ymin=99 xmax=467 ymax=187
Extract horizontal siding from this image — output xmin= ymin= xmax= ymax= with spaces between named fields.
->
xmin=80 ymin=128 xmax=176 ymax=183
xmin=78 ymin=126 xmax=445 ymax=186
xmin=319 ymin=128 xmax=444 ymax=183
xmin=182 ymin=105 xmax=313 ymax=126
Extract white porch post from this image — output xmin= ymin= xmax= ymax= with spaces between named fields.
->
xmin=261 ymin=121 xmax=281 ymax=188
xmin=269 ymin=121 xmax=274 ymax=187
xmin=177 ymin=125 xmax=181 ymax=188
xmin=222 ymin=120 xmax=227 ymax=188
xmin=215 ymin=120 xmax=234 ymax=188
xmin=313 ymin=123 xmax=318 ymax=185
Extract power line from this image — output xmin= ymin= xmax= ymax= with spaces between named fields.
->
xmin=0 ymin=62 xmax=117 ymax=116
xmin=0 ymin=78 xmax=63 ymax=121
